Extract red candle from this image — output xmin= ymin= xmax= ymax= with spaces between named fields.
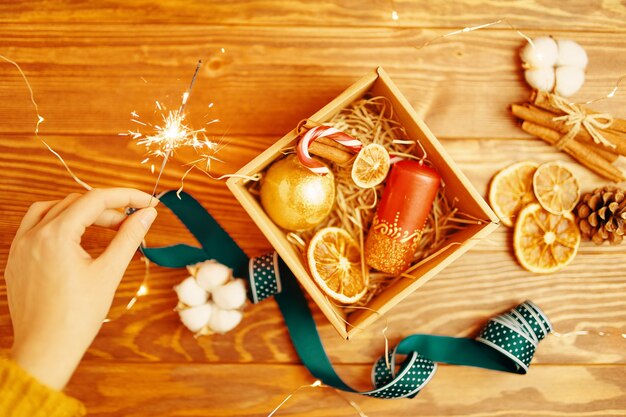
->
xmin=364 ymin=160 xmax=441 ymax=274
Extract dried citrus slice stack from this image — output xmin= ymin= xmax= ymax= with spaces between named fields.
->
xmin=533 ymin=162 xmax=580 ymax=214
xmin=351 ymin=143 xmax=390 ymax=188
xmin=307 ymin=227 xmax=368 ymax=304
xmin=489 ymin=161 xmax=539 ymax=227
xmin=514 ymin=203 xmax=581 ymax=273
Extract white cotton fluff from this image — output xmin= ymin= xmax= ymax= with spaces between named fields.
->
xmin=208 ymin=306 xmax=243 ymax=334
xmin=555 ymin=66 xmax=586 ymax=97
xmin=212 ymin=279 xmax=247 ymax=310
xmin=524 ymin=68 xmax=556 ymax=92
xmin=195 ymin=261 xmax=232 ymax=292
xmin=520 ymin=36 xmax=587 ymax=96
xmin=174 ymin=276 xmax=208 ymax=307
xmin=556 ymin=39 xmax=588 ymax=69
xmin=179 ymin=303 xmax=213 ymax=333
xmin=520 ymin=36 xmax=558 ymax=69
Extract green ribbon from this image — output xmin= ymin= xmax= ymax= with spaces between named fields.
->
xmin=142 ymin=190 xmax=552 ymax=399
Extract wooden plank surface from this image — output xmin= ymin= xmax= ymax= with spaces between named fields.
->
xmin=1 ymin=26 xmax=626 ymax=138
xmin=63 ymin=364 xmax=626 ymax=417
xmin=2 ymin=0 xmax=626 ymax=31
xmin=1 ymin=1 xmax=625 ymax=416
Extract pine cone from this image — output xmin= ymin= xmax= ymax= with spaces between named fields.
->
xmin=575 ymin=186 xmax=626 ymax=245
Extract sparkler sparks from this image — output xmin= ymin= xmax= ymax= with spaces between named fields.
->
xmin=131 ymin=107 xmax=211 ymax=159
xmin=122 ymin=60 xmax=222 ymax=197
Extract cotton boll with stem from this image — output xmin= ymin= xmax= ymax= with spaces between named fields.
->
xmin=520 ymin=36 xmax=558 ymax=69
xmin=174 ymin=276 xmax=208 ymax=307
xmin=555 ymin=66 xmax=586 ymax=97
xmin=524 ymin=68 xmax=556 ymax=92
xmin=556 ymin=39 xmax=588 ymax=69
xmin=179 ymin=303 xmax=213 ymax=333
xmin=212 ymin=279 xmax=247 ymax=310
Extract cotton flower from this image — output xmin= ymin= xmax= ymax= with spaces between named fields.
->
xmin=556 ymin=39 xmax=588 ymax=69
xmin=208 ymin=305 xmax=243 ymax=334
xmin=176 ymin=261 xmax=248 ymax=336
xmin=555 ymin=66 xmax=586 ymax=98
xmin=174 ymin=276 xmax=208 ymax=307
xmin=521 ymin=37 xmax=587 ymax=97
xmin=179 ymin=303 xmax=213 ymax=333
xmin=195 ymin=261 xmax=232 ymax=291
xmin=521 ymin=36 xmax=558 ymax=69
xmin=212 ymin=279 xmax=247 ymax=310
xmin=524 ymin=68 xmax=555 ymax=92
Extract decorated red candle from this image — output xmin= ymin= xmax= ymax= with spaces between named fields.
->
xmin=364 ymin=160 xmax=441 ymax=274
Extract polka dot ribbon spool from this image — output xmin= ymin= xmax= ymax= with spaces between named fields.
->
xmin=366 ymin=349 xmax=437 ymax=399
xmin=476 ymin=300 xmax=553 ymax=372
xmin=248 ymin=252 xmax=282 ymax=304
xmin=296 ymin=125 xmax=362 ymax=175
xmin=364 ymin=300 xmax=553 ymax=399
xmin=141 ymin=190 xmax=554 ymax=401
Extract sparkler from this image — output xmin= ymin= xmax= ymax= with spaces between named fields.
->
xmin=124 ymin=60 xmax=221 ymax=200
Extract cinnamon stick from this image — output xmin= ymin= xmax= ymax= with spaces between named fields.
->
xmin=521 ymin=121 xmax=625 ymax=182
xmin=531 ymin=90 xmax=626 ymax=135
xmin=511 ymin=104 xmax=621 ymax=161
xmin=316 ymin=136 xmax=353 ymax=153
xmin=308 ymin=140 xmax=354 ymax=165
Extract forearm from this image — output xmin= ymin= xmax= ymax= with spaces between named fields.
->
xmin=10 ymin=343 xmax=81 ymax=392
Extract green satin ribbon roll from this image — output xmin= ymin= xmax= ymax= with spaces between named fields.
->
xmin=142 ymin=190 xmax=552 ymax=399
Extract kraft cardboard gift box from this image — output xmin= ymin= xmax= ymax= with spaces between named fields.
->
xmin=227 ymin=67 xmax=499 ymax=339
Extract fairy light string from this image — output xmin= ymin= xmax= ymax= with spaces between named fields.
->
xmin=1 ymin=18 xmax=624 ymax=415
xmin=0 ymin=54 xmax=92 ymax=190
xmin=412 ymin=18 xmax=535 ymax=51
xmin=267 ymin=380 xmax=369 ymax=417
xmin=0 ymin=54 xmax=45 ymax=134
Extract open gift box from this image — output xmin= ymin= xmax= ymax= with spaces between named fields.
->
xmin=227 ymin=67 xmax=499 ymax=339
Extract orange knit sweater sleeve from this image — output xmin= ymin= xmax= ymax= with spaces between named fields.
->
xmin=0 ymin=358 xmax=85 ymax=417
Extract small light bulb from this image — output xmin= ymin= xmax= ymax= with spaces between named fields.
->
xmin=137 ymin=284 xmax=149 ymax=296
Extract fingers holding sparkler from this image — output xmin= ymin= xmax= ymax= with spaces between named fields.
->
xmin=60 ymin=188 xmax=158 ymax=234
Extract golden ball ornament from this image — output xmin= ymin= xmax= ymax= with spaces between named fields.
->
xmin=260 ymin=155 xmax=335 ymax=231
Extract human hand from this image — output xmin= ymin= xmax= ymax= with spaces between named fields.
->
xmin=5 ymin=188 xmax=158 ymax=390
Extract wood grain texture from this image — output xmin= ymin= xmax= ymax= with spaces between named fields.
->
xmin=1 ymin=134 xmax=624 ymax=367
xmin=64 ymin=363 xmax=626 ymax=416
xmin=2 ymin=0 xmax=626 ymax=31
xmin=1 ymin=1 xmax=626 ymax=415
xmin=1 ymin=26 xmax=626 ymax=138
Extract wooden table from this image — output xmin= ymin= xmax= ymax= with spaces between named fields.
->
xmin=1 ymin=2 xmax=625 ymax=415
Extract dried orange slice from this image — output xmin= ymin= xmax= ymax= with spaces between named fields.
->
xmin=533 ymin=162 xmax=580 ymax=214
xmin=514 ymin=203 xmax=581 ymax=273
xmin=307 ymin=227 xmax=368 ymax=304
xmin=351 ymin=143 xmax=390 ymax=188
xmin=488 ymin=161 xmax=539 ymax=227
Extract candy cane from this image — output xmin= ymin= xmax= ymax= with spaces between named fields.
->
xmin=296 ymin=125 xmax=362 ymax=175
